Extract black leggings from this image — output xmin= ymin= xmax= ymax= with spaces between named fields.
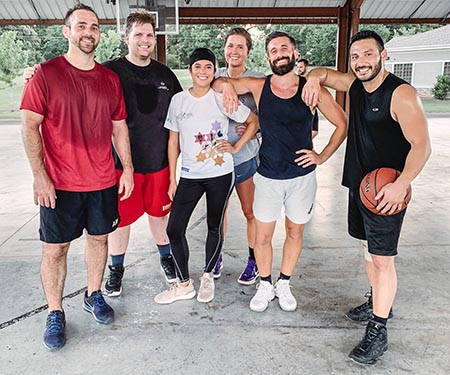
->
xmin=167 ymin=173 xmax=234 ymax=282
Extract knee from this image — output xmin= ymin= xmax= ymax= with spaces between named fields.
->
xmin=286 ymin=226 xmax=304 ymax=243
xmin=166 ymin=222 xmax=183 ymax=241
xmin=242 ymin=207 xmax=255 ymax=222
xmin=371 ymin=255 xmax=394 ymax=272
xmin=255 ymin=233 xmax=272 ymax=247
xmin=43 ymin=243 xmax=70 ymax=261
xmin=88 ymin=234 xmax=108 ymax=246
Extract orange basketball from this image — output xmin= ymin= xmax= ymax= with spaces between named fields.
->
xmin=359 ymin=167 xmax=412 ymax=216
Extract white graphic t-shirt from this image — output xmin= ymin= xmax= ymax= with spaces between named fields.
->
xmin=164 ymin=88 xmax=251 ymax=179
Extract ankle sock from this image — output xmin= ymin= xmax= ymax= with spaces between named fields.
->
xmin=157 ymin=243 xmax=171 ymax=258
xmin=111 ymin=254 xmax=125 ymax=267
xmin=260 ymin=275 xmax=272 ymax=284
xmin=372 ymin=314 xmax=388 ymax=326
xmin=278 ymin=272 xmax=290 ymax=281
xmin=248 ymin=247 xmax=255 ymax=260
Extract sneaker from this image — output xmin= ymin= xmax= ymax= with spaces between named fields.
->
xmin=104 ymin=265 xmax=124 ymax=297
xmin=349 ymin=319 xmax=388 ymax=365
xmin=237 ymin=258 xmax=259 ymax=285
xmin=346 ymin=290 xmax=394 ymax=322
xmin=83 ymin=290 xmax=115 ymax=324
xmin=154 ymin=280 xmax=196 ymax=304
xmin=249 ymin=280 xmax=275 ymax=312
xmin=43 ymin=310 xmax=66 ymax=351
xmin=197 ymin=273 xmax=215 ymax=303
xmin=213 ymin=254 xmax=223 ymax=279
xmin=160 ymin=255 xmax=177 ymax=283
xmin=274 ymin=279 xmax=297 ymax=311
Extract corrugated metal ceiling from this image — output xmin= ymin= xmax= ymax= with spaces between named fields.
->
xmin=0 ymin=0 xmax=449 ymax=23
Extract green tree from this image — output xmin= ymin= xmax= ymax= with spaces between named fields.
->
xmin=34 ymin=25 xmax=67 ymax=61
xmin=432 ymin=75 xmax=450 ymax=100
xmin=0 ymin=31 xmax=29 ymax=85
xmin=95 ymin=29 xmax=124 ymax=62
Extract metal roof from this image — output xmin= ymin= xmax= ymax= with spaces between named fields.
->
xmin=1 ymin=0 xmax=449 ymax=25
xmin=385 ymin=24 xmax=450 ymax=49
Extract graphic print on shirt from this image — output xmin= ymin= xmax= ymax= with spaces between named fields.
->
xmin=193 ymin=119 xmax=226 ymax=166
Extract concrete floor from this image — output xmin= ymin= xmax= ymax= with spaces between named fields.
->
xmin=0 ymin=116 xmax=449 ymax=375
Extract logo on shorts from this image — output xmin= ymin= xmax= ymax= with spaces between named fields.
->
xmin=112 ymin=218 xmax=119 ymax=227
xmin=371 ymin=107 xmax=379 ymax=112
xmin=162 ymin=203 xmax=172 ymax=211
xmin=307 ymin=203 xmax=314 ymax=215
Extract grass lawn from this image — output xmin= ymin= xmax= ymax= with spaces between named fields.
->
xmin=1 ymin=74 xmax=448 ymax=120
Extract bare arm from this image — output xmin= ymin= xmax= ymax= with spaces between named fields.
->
xmin=112 ymin=119 xmax=134 ymax=200
xmin=302 ymin=68 xmax=355 ymax=107
xmin=167 ymin=130 xmax=180 ymax=201
xmin=295 ymin=88 xmax=347 ymax=167
xmin=376 ymin=84 xmax=431 ymax=214
xmin=212 ymin=77 xmax=264 ymax=113
xmin=21 ymin=109 xmax=56 ymax=208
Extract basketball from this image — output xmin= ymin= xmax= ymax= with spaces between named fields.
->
xmin=359 ymin=167 xmax=412 ymax=216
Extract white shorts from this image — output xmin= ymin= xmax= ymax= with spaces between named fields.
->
xmin=253 ymin=171 xmax=317 ymax=224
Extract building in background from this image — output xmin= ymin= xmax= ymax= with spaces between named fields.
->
xmin=385 ymin=25 xmax=450 ymax=96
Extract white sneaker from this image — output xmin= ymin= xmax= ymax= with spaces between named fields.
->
xmin=274 ymin=279 xmax=297 ymax=311
xmin=249 ymin=281 xmax=275 ymax=312
xmin=197 ymin=273 xmax=215 ymax=303
xmin=154 ymin=280 xmax=196 ymax=304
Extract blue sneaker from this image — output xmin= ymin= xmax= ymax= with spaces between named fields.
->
xmin=213 ymin=254 xmax=223 ymax=279
xmin=83 ymin=290 xmax=114 ymax=324
xmin=43 ymin=310 xmax=66 ymax=351
xmin=237 ymin=258 xmax=259 ymax=285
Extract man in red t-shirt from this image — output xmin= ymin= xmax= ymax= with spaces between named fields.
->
xmin=20 ymin=3 xmax=133 ymax=351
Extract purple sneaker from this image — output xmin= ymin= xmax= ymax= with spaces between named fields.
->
xmin=238 ymin=258 xmax=259 ymax=285
xmin=213 ymin=254 xmax=223 ymax=279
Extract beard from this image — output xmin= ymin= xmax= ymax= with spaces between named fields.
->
xmin=71 ymin=36 xmax=98 ymax=55
xmin=269 ymin=53 xmax=296 ymax=76
xmin=353 ymin=57 xmax=382 ymax=82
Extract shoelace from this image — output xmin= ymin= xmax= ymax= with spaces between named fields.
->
xmin=200 ymin=277 xmax=212 ymax=289
xmin=360 ymin=325 xmax=381 ymax=349
xmin=91 ymin=292 xmax=107 ymax=308
xmin=108 ymin=270 xmax=122 ymax=286
xmin=47 ymin=313 xmax=64 ymax=334
xmin=276 ymin=283 xmax=292 ymax=298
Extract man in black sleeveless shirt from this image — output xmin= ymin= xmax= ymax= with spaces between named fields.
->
xmin=303 ymin=31 xmax=431 ymax=365
xmin=213 ymin=32 xmax=347 ymax=314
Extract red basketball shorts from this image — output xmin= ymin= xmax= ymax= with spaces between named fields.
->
xmin=116 ymin=167 xmax=172 ymax=227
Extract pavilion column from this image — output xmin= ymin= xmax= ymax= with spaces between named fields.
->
xmin=156 ymin=34 xmax=166 ymax=64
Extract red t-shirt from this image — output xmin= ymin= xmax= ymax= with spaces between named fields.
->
xmin=20 ymin=56 xmax=127 ymax=191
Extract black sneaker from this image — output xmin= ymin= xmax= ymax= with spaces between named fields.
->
xmin=43 ymin=310 xmax=66 ymax=351
xmin=160 ymin=255 xmax=177 ymax=283
xmin=104 ymin=265 xmax=124 ymax=297
xmin=349 ymin=319 xmax=388 ymax=365
xmin=346 ymin=290 xmax=394 ymax=322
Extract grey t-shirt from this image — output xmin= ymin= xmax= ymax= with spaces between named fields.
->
xmin=215 ymin=68 xmax=265 ymax=166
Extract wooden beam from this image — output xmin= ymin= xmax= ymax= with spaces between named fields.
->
xmin=156 ymin=34 xmax=166 ymax=64
xmin=335 ymin=2 xmax=352 ymax=108
xmin=179 ymin=7 xmax=339 ymax=19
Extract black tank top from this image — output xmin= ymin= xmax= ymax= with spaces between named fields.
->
xmin=258 ymin=75 xmax=315 ymax=179
xmin=342 ymin=73 xmax=411 ymax=188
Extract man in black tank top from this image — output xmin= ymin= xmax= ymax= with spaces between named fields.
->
xmin=213 ymin=32 xmax=347 ymax=313
xmin=303 ymin=30 xmax=431 ymax=365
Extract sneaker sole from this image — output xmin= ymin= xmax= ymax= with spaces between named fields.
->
xmin=103 ymin=287 xmax=122 ymax=298
xmin=197 ymin=293 xmax=214 ymax=303
xmin=348 ymin=344 xmax=388 ymax=365
xmin=43 ymin=340 xmax=65 ymax=351
xmin=82 ymin=303 xmax=114 ymax=324
xmin=154 ymin=290 xmax=196 ymax=304
xmin=278 ymin=301 xmax=297 ymax=312
xmin=237 ymin=274 xmax=259 ymax=285
xmin=213 ymin=272 xmax=221 ymax=279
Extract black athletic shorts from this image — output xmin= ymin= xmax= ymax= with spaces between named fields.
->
xmin=39 ymin=185 xmax=119 ymax=244
xmin=347 ymin=188 xmax=406 ymax=256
